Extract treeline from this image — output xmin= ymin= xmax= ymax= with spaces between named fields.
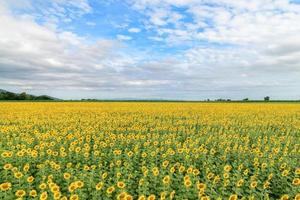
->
xmin=0 ymin=91 xmax=55 ymax=100
xmin=208 ymin=96 xmax=271 ymax=102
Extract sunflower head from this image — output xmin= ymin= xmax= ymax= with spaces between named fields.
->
xmin=15 ymin=190 xmax=26 ymax=198
xmin=0 ymin=182 xmax=12 ymax=191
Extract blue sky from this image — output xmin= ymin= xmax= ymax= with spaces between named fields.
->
xmin=0 ymin=0 xmax=300 ymax=100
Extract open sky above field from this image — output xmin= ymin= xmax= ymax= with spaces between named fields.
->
xmin=0 ymin=0 xmax=300 ymax=100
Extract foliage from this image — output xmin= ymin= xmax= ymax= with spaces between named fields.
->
xmin=0 ymin=90 xmax=55 ymax=100
xmin=264 ymin=96 xmax=270 ymax=101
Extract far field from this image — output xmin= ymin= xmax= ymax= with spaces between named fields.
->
xmin=0 ymin=102 xmax=299 ymax=199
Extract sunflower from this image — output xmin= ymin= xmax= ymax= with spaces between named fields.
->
xmin=229 ymin=194 xmax=238 ymax=200
xmin=280 ymin=194 xmax=289 ymax=200
xmin=139 ymin=178 xmax=144 ymax=186
xmin=263 ymin=181 xmax=270 ymax=189
xmin=115 ymin=172 xmax=121 ymax=178
xmin=280 ymin=163 xmax=287 ymax=170
xmin=102 ymin=172 xmax=108 ymax=179
xmin=224 ymin=179 xmax=230 ymax=187
xmin=201 ymin=196 xmax=210 ymax=200
xmin=243 ymin=169 xmax=249 ymax=175
xmin=170 ymin=167 xmax=175 ymax=173
xmin=223 ymin=173 xmax=230 ymax=179
xmin=148 ymin=194 xmax=156 ymax=200
xmin=117 ymin=181 xmax=126 ymax=189
xmin=282 ymin=170 xmax=289 ymax=177
xmin=210 ymin=148 xmax=216 ymax=154
xmin=63 ymin=173 xmax=71 ymax=180
xmin=179 ymin=165 xmax=185 ymax=173
xmin=292 ymin=178 xmax=300 ymax=186
xmin=207 ymin=172 xmax=214 ymax=179
xmin=27 ymin=176 xmax=34 ymax=183
xmin=152 ymin=167 xmax=159 ymax=176
xmin=70 ymin=194 xmax=79 ymax=200
xmin=23 ymin=163 xmax=30 ymax=172
xmin=197 ymin=182 xmax=206 ymax=191
xmin=83 ymin=165 xmax=90 ymax=171
xmin=141 ymin=152 xmax=147 ymax=158
xmin=0 ymin=182 xmax=12 ymax=191
xmin=40 ymin=191 xmax=48 ymax=200
xmin=170 ymin=190 xmax=175 ymax=199
xmin=193 ymin=169 xmax=200 ymax=176
xmin=49 ymin=183 xmax=55 ymax=188
xmin=236 ymin=179 xmax=244 ymax=187
xmin=91 ymin=165 xmax=96 ymax=170
xmin=106 ymin=186 xmax=115 ymax=194
xmin=125 ymin=194 xmax=133 ymax=200
xmin=68 ymin=184 xmax=76 ymax=193
xmin=187 ymin=167 xmax=193 ymax=174
xmin=224 ymin=165 xmax=232 ymax=172
xmin=160 ymin=192 xmax=167 ymax=199
xmin=268 ymin=173 xmax=273 ymax=180
xmin=75 ymin=181 xmax=84 ymax=188
xmin=163 ymin=175 xmax=170 ymax=185
xmin=1 ymin=152 xmax=10 ymax=158
xmin=184 ymin=179 xmax=192 ymax=188
xmin=29 ymin=189 xmax=37 ymax=197
xmin=127 ymin=151 xmax=133 ymax=157
xmin=15 ymin=190 xmax=26 ymax=198
xmin=138 ymin=195 xmax=146 ymax=200
xmin=250 ymin=181 xmax=258 ymax=189
xmin=50 ymin=185 xmax=60 ymax=193
xmin=261 ymin=163 xmax=267 ymax=169
xmin=53 ymin=192 xmax=61 ymax=200
xmin=116 ymin=160 xmax=122 ymax=166
xmin=162 ymin=160 xmax=169 ymax=168
xmin=3 ymin=163 xmax=12 ymax=170
xmin=117 ymin=192 xmax=127 ymax=200
xmin=184 ymin=175 xmax=190 ymax=181
xmin=39 ymin=183 xmax=47 ymax=190
xmin=14 ymin=172 xmax=23 ymax=179
xmin=95 ymin=182 xmax=104 ymax=190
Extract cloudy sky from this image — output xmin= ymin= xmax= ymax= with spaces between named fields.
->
xmin=1 ymin=0 xmax=300 ymax=100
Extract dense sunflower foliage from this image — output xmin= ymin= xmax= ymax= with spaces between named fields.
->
xmin=0 ymin=102 xmax=300 ymax=200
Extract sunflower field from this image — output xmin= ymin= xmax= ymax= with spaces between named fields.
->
xmin=0 ymin=102 xmax=299 ymax=200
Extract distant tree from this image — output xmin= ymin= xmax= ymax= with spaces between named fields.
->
xmin=0 ymin=90 xmax=55 ymax=100
xmin=35 ymin=95 xmax=52 ymax=100
xmin=19 ymin=92 xmax=27 ymax=100
xmin=243 ymin=98 xmax=249 ymax=101
xmin=6 ymin=92 xmax=17 ymax=100
xmin=227 ymin=99 xmax=231 ymax=101
xmin=264 ymin=96 xmax=270 ymax=101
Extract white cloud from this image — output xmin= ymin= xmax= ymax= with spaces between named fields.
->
xmin=117 ymin=34 xmax=132 ymax=41
xmin=130 ymin=0 xmax=300 ymax=45
xmin=130 ymin=0 xmax=300 ymax=67
xmin=2 ymin=0 xmax=92 ymax=26
xmin=0 ymin=3 xmax=136 ymax=93
xmin=124 ymin=80 xmax=170 ymax=86
xmin=128 ymin=27 xmax=141 ymax=33
xmin=148 ymin=36 xmax=164 ymax=42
